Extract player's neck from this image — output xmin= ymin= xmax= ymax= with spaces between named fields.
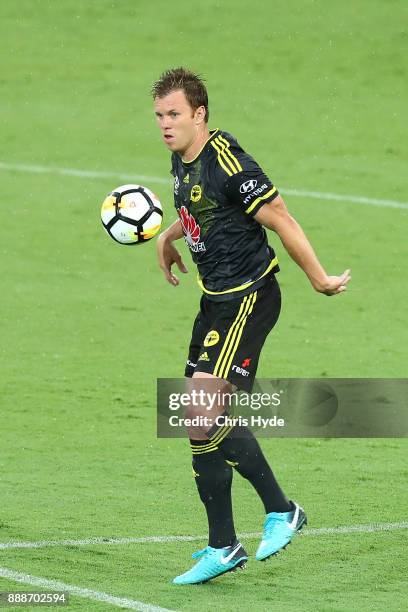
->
xmin=181 ymin=127 xmax=211 ymax=162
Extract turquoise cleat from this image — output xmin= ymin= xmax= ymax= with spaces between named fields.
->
xmin=172 ymin=541 xmax=248 ymax=585
xmin=256 ymin=500 xmax=307 ymax=561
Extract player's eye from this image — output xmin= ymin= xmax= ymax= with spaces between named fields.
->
xmin=170 ymin=112 xmax=179 ymax=118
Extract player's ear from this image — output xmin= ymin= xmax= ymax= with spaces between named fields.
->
xmin=194 ymin=105 xmax=206 ymax=125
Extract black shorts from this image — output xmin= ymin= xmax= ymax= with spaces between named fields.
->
xmin=184 ymin=275 xmax=281 ymax=392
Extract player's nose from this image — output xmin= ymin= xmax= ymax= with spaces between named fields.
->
xmin=161 ymin=116 xmax=173 ymax=130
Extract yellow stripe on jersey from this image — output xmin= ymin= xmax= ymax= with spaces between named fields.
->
xmin=245 ymin=186 xmax=277 ymax=214
xmin=211 ymin=137 xmax=242 ymax=176
xmin=214 ymin=136 xmax=241 ymax=174
xmin=197 ymin=256 xmax=278 ymax=296
xmin=211 ymin=138 xmax=237 ymax=176
xmin=211 ymin=139 xmax=234 ymax=176
xmin=217 ymin=135 xmax=243 ymax=172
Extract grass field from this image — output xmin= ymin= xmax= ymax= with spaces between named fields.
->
xmin=1 ymin=0 xmax=407 ymax=610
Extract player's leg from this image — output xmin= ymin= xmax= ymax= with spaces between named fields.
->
xmin=196 ymin=276 xmax=307 ymax=559
xmin=193 ymin=277 xmax=290 ymax=510
xmin=174 ymin=441 xmax=247 ymax=582
xmin=173 ymin=304 xmax=247 ymax=585
xmin=207 ymin=409 xmax=307 ymax=560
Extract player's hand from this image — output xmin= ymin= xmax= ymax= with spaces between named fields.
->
xmin=316 ymin=269 xmax=351 ymax=296
xmin=157 ymin=235 xmax=188 ymax=286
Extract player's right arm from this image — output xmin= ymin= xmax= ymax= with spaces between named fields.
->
xmin=216 ymin=135 xmax=350 ymax=296
xmin=254 ymin=195 xmax=351 ymax=296
xmin=156 ymin=219 xmax=188 ymax=286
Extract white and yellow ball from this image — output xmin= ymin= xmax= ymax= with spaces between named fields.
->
xmin=101 ymin=184 xmax=163 ymax=245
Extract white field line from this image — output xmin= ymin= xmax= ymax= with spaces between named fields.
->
xmin=0 ymin=161 xmax=407 ymax=210
xmin=0 ymin=521 xmax=407 ymax=551
xmin=0 ymin=161 xmax=171 ymax=185
xmin=281 ymin=187 xmax=408 ymax=210
xmin=0 ymin=567 xmax=176 ymax=612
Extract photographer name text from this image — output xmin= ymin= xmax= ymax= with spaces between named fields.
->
xmin=168 ymin=415 xmax=285 ymax=428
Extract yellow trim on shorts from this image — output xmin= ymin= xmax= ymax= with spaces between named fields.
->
xmin=213 ymin=292 xmax=257 ymax=380
xmin=223 ymin=292 xmax=257 ymax=377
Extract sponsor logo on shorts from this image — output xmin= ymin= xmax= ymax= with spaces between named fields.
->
xmin=232 ymin=364 xmax=250 ymax=377
xmin=204 ymin=330 xmax=220 ymax=347
xmin=242 ymin=358 xmax=251 ymax=367
xmin=198 ymin=351 xmax=210 ymax=362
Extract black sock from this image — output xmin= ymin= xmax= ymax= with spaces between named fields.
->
xmin=207 ymin=418 xmax=291 ymax=514
xmin=190 ymin=439 xmax=236 ymax=548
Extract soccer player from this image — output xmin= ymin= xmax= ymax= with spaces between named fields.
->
xmin=152 ymin=67 xmax=351 ymax=585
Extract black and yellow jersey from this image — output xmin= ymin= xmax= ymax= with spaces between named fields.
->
xmin=171 ymin=128 xmax=280 ymax=302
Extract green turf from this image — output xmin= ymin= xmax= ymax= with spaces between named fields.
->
xmin=0 ymin=0 xmax=407 ymax=610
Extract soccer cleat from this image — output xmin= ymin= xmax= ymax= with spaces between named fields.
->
xmin=256 ymin=500 xmax=307 ymax=561
xmin=172 ymin=541 xmax=248 ymax=585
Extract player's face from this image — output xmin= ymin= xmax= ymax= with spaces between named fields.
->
xmin=154 ymin=90 xmax=203 ymax=154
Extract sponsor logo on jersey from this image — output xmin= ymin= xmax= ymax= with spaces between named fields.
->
xmin=190 ymin=184 xmax=202 ymax=203
xmin=187 ymin=359 xmax=197 ymax=368
xmin=183 ymin=173 xmax=190 ymax=184
xmin=190 ymin=242 xmax=206 ymax=252
xmin=204 ymin=330 xmax=220 ymax=347
xmin=239 ymin=179 xmax=257 ymax=194
xmin=232 ymin=364 xmax=250 ymax=377
xmin=174 ymin=175 xmax=180 ymax=195
xmin=198 ymin=351 xmax=210 ymax=362
xmin=178 ymin=206 xmax=206 ymax=253
xmin=243 ymin=183 xmax=268 ymax=205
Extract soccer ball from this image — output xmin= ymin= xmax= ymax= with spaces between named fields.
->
xmin=101 ymin=184 xmax=163 ymax=245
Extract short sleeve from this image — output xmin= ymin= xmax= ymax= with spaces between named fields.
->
xmin=225 ymin=155 xmax=279 ymax=216
xmin=212 ymin=135 xmax=279 ymax=216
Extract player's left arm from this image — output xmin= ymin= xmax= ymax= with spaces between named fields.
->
xmin=254 ymin=195 xmax=351 ymax=296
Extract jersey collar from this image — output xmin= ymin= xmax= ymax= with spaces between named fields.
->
xmin=181 ymin=128 xmax=219 ymax=165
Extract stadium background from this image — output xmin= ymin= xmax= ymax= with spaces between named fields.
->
xmin=0 ymin=1 xmax=407 ymax=610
